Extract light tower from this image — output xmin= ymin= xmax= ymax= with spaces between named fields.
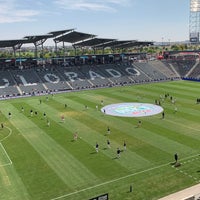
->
xmin=189 ymin=0 xmax=200 ymax=43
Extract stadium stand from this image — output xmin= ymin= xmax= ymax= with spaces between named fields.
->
xmin=0 ymin=57 xmax=199 ymax=99
xmin=132 ymin=62 xmax=168 ymax=81
xmin=165 ymin=60 xmax=196 ymax=77
xmin=185 ymin=60 xmax=200 ymax=79
xmin=0 ymin=59 xmax=171 ymax=99
xmin=148 ymin=60 xmax=179 ymax=79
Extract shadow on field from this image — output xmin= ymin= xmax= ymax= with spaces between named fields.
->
xmin=90 ymin=152 xmax=97 ymax=155
xmin=170 ymin=162 xmax=181 ymax=167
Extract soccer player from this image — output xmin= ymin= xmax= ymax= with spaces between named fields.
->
xmin=74 ymin=132 xmax=78 ymax=141
xmin=117 ymin=148 xmax=121 ymax=158
xmin=162 ymin=111 xmax=165 ymax=119
xmin=137 ymin=120 xmax=142 ymax=128
xmin=30 ymin=109 xmax=33 ymax=116
xmin=107 ymin=140 xmax=111 ymax=148
xmin=47 ymin=119 xmax=50 ymax=127
xmin=123 ymin=141 xmax=127 ymax=151
xmin=107 ymin=126 xmax=110 ymax=134
xmin=1 ymin=123 xmax=4 ymax=129
xmin=21 ymin=107 xmax=24 ymax=113
xmin=8 ymin=112 xmax=12 ymax=118
xmin=95 ymin=143 xmax=99 ymax=153
xmin=61 ymin=115 xmax=65 ymax=122
xmin=174 ymin=153 xmax=178 ymax=163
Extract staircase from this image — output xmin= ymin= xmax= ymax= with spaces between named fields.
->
xmin=185 ymin=58 xmax=200 ymax=77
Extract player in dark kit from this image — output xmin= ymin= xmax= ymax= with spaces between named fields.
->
xmin=123 ymin=141 xmax=126 ymax=150
xmin=8 ymin=112 xmax=12 ymax=118
xmin=174 ymin=153 xmax=178 ymax=163
xmin=137 ymin=120 xmax=142 ymax=128
xmin=107 ymin=126 xmax=110 ymax=134
xmin=95 ymin=143 xmax=99 ymax=153
xmin=117 ymin=148 xmax=121 ymax=158
xmin=107 ymin=140 xmax=111 ymax=148
xmin=162 ymin=111 xmax=165 ymax=119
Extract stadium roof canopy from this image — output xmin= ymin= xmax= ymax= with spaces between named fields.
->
xmin=73 ymin=38 xmax=116 ymax=48
xmin=0 ymin=29 xmax=153 ymax=51
xmin=95 ymin=40 xmax=134 ymax=48
xmin=0 ymin=39 xmax=29 ymax=48
xmin=23 ymin=34 xmax=53 ymax=44
xmin=114 ymin=41 xmax=154 ymax=49
xmin=54 ymin=31 xmax=96 ymax=44
xmin=48 ymin=29 xmax=74 ymax=37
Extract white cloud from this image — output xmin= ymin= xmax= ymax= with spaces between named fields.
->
xmin=0 ymin=0 xmax=39 ymax=23
xmin=54 ymin=0 xmax=131 ymax=12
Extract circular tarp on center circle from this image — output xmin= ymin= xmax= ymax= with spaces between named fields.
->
xmin=101 ymin=103 xmax=163 ymax=117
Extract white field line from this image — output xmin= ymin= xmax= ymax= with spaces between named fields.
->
xmin=0 ymin=126 xmax=12 ymax=142
xmin=172 ymin=156 xmax=200 ymax=183
xmin=0 ymin=143 xmax=12 ymax=167
xmin=0 ymin=126 xmax=12 ymax=167
xmin=50 ymin=153 xmax=200 ymax=200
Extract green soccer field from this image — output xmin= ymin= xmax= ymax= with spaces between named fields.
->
xmin=0 ymin=80 xmax=200 ymax=200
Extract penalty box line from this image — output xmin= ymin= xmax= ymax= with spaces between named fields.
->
xmin=0 ymin=126 xmax=13 ymax=167
xmin=0 ymin=143 xmax=12 ymax=167
xmin=51 ymin=153 xmax=200 ymax=200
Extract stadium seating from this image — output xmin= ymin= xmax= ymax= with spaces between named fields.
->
xmin=0 ymin=58 xmax=198 ymax=99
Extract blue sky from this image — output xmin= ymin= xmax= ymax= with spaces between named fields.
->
xmin=0 ymin=0 xmax=190 ymax=45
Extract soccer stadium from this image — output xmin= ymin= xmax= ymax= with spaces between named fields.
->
xmin=1 ymin=1 xmax=200 ymax=200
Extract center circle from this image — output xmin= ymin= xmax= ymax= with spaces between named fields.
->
xmin=101 ymin=103 xmax=163 ymax=117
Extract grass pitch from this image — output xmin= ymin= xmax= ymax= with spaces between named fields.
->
xmin=0 ymin=80 xmax=200 ymax=200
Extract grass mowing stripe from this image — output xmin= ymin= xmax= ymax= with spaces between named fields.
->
xmin=53 ymin=96 xmax=174 ymax=166
xmin=29 ymin=98 xmax=151 ymax=172
xmin=58 ymin=92 xmax=196 ymax=160
xmin=0 ymin=107 xmax=72 ymax=200
xmin=0 ymin=117 xmax=31 ymax=200
xmin=67 ymin=94 xmax=196 ymax=157
xmin=13 ymin=102 xmax=128 ymax=181
xmin=0 ymin=81 xmax=200 ymax=200
xmin=1 ymin=103 xmax=97 ymax=189
xmin=51 ymin=153 xmax=200 ymax=200
xmin=24 ymin=100 xmax=132 ymax=179
xmin=0 ymin=165 xmax=30 ymax=200
xmin=146 ymin=116 xmax=200 ymax=150
xmin=53 ymin=96 xmax=154 ymax=164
